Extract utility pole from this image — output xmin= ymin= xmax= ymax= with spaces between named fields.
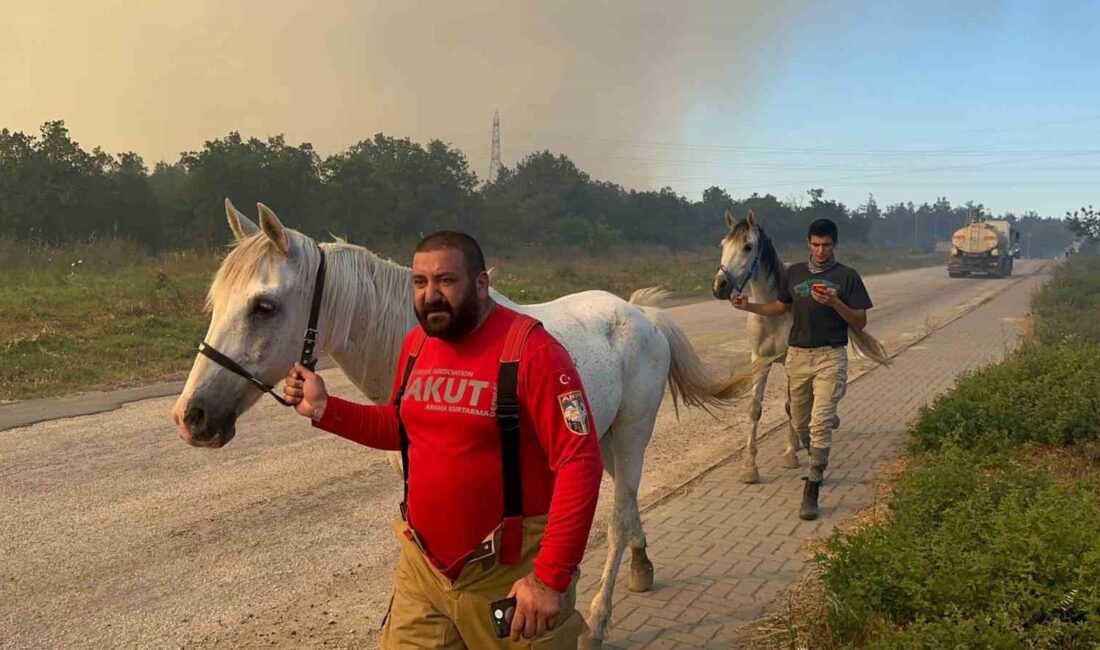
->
xmin=489 ymin=110 xmax=501 ymax=183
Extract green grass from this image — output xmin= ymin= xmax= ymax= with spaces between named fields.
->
xmin=0 ymin=239 xmax=944 ymax=402
xmin=0 ymin=243 xmax=220 ymax=401
xmin=1031 ymin=253 xmax=1100 ymax=346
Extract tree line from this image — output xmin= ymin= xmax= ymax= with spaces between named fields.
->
xmin=0 ymin=120 xmax=1075 ymax=257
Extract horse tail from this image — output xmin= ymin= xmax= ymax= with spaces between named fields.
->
xmin=753 ymin=351 xmax=787 ymax=372
xmin=848 ymin=327 xmax=891 ymax=366
xmin=629 ymin=290 xmax=753 ymax=415
xmin=627 ymin=286 xmax=672 ymax=308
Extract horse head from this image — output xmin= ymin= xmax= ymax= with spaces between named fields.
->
xmin=713 ymin=209 xmax=763 ymax=300
xmin=171 ymin=200 xmax=324 ymax=448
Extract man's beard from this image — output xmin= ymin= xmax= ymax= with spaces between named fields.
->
xmin=416 ymin=293 xmax=482 ymax=341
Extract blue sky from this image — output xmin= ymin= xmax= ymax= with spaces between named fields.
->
xmin=659 ymin=1 xmax=1100 ymax=216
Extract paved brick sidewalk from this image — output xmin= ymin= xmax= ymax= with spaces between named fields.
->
xmin=576 ymin=269 xmax=1048 ymax=649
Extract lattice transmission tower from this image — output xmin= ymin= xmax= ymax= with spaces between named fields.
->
xmin=489 ymin=110 xmax=502 ymax=182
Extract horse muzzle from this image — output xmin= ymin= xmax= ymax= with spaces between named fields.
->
xmin=712 ymin=272 xmax=733 ymax=301
xmin=174 ymin=399 xmax=238 ymax=448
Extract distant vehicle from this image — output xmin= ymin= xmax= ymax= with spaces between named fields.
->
xmin=947 ymin=214 xmax=1020 ymax=278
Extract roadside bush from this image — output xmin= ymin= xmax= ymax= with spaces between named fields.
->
xmin=909 ymin=342 xmax=1100 ymax=452
xmin=805 ymin=255 xmax=1100 ymax=649
xmin=821 ymin=446 xmax=1100 ymax=648
xmin=1032 ymin=254 xmax=1100 ymax=346
xmin=912 ymin=256 xmax=1100 ymax=453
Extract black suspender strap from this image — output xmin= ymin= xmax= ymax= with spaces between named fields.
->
xmin=496 ymin=361 xmax=523 ymax=519
xmin=391 ymin=314 xmax=540 ymax=565
xmin=497 ymin=314 xmax=540 ymax=565
xmin=394 ymin=329 xmax=427 ymax=519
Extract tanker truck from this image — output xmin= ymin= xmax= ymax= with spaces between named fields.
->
xmin=948 ymin=218 xmax=1020 ymax=278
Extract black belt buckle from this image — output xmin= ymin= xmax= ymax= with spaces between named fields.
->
xmin=470 ymin=537 xmax=496 ymax=571
xmin=405 ymin=526 xmax=428 ymax=554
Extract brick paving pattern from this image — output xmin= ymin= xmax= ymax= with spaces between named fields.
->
xmin=576 ymin=271 xmax=1047 ymax=649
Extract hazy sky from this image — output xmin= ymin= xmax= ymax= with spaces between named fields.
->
xmin=3 ymin=0 xmax=1098 ymax=217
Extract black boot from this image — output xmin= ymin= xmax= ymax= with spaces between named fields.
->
xmin=800 ymin=477 xmax=821 ymax=520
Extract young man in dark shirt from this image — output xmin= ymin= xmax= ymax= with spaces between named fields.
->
xmin=732 ymin=219 xmax=873 ymax=520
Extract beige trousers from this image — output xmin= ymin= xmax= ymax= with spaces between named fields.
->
xmin=786 ymin=345 xmax=848 ymax=480
xmin=381 ymin=516 xmax=587 ymax=649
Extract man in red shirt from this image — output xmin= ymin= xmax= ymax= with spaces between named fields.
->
xmin=283 ymin=232 xmax=603 ymax=648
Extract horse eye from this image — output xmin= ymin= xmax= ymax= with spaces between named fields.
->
xmin=743 ymin=244 xmax=753 ymax=252
xmin=251 ymin=299 xmax=278 ymax=317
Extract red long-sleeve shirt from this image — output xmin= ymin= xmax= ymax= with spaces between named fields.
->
xmin=312 ymin=305 xmax=603 ymax=592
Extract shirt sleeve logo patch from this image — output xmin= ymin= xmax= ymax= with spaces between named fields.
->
xmin=558 ymin=390 xmax=590 ymax=435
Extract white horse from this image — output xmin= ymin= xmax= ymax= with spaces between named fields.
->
xmin=171 ymin=200 xmax=751 ymax=648
xmin=711 ymin=209 xmax=888 ymax=484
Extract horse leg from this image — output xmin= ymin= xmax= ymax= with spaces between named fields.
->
xmin=586 ymin=418 xmax=654 ymax=648
xmin=740 ymin=365 xmax=770 ymax=483
xmin=599 ymin=433 xmax=616 ymax=480
xmin=584 ymin=479 xmax=632 ymax=649
xmin=628 ymin=525 xmax=654 ymax=594
xmin=624 ymin=429 xmax=656 ymax=594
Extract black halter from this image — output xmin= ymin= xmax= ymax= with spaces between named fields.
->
xmin=718 ymin=248 xmax=760 ymax=297
xmin=197 ymin=247 xmax=327 ymax=407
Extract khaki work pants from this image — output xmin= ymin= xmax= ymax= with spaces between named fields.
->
xmin=381 ymin=515 xmax=587 ymax=649
xmin=786 ymin=345 xmax=848 ymax=481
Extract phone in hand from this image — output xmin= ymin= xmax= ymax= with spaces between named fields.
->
xmin=490 ymin=597 xmax=517 ymax=639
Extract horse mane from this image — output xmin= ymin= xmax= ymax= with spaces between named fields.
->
xmin=319 ymin=239 xmax=412 ymax=361
xmin=206 ymin=231 xmax=414 ymax=381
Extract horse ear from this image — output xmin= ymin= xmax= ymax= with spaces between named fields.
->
xmin=746 ymin=209 xmax=758 ymax=230
xmin=225 ymin=198 xmax=259 ymax=242
xmin=257 ymin=203 xmax=290 ymax=255
xmin=724 ymin=209 xmax=735 ymax=230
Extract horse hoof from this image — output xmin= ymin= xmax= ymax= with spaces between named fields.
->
xmin=739 ymin=466 xmax=760 ymax=484
xmin=628 ymin=563 xmax=655 ymax=593
xmin=781 ymin=452 xmax=800 ymax=469
xmin=832 ymin=415 xmax=841 ymax=430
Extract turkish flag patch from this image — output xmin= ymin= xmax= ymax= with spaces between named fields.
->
xmin=558 ymin=390 xmax=590 ymax=435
